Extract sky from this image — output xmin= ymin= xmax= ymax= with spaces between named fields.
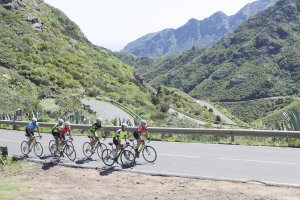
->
xmin=44 ymin=0 xmax=257 ymax=51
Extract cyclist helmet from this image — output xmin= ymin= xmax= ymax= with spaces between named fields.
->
xmin=96 ymin=117 xmax=102 ymax=123
xmin=141 ymin=120 xmax=147 ymax=125
xmin=58 ymin=118 xmax=64 ymax=123
xmin=32 ymin=117 xmax=37 ymax=122
xmin=121 ymin=123 xmax=128 ymax=128
xmin=65 ymin=121 xmax=70 ymax=126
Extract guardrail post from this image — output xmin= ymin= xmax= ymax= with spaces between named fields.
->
xmin=230 ymin=131 xmax=234 ymax=144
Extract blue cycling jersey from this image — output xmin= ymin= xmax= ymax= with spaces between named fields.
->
xmin=26 ymin=122 xmax=39 ymax=131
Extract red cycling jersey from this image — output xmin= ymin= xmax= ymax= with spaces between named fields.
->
xmin=136 ymin=125 xmax=148 ymax=135
xmin=59 ymin=125 xmax=71 ymax=135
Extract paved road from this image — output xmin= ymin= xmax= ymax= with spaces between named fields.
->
xmin=169 ymin=108 xmax=206 ymax=126
xmin=81 ymin=99 xmax=134 ymax=125
xmin=1 ymin=130 xmax=300 ymax=186
xmin=197 ymin=100 xmax=236 ymax=125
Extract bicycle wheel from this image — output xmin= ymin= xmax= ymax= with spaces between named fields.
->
xmin=49 ymin=140 xmax=56 ymax=155
xmin=34 ymin=142 xmax=43 ymax=157
xmin=124 ymin=144 xmax=135 ymax=154
xmin=83 ymin=142 xmax=93 ymax=158
xmin=20 ymin=141 xmax=30 ymax=156
xmin=49 ymin=143 xmax=58 ymax=155
xmin=142 ymin=146 xmax=157 ymax=163
xmin=65 ymin=144 xmax=76 ymax=161
xmin=120 ymin=150 xmax=135 ymax=168
xmin=96 ymin=142 xmax=107 ymax=159
xmin=101 ymin=149 xmax=115 ymax=166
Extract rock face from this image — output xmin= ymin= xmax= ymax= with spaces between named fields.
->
xmin=0 ymin=0 xmax=25 ymax=12
xmin=26 ymin=13 xmax=43 ymax=31
xmin=144 ymin=0 xmax=300 ymax=102
xmin=122 ymin=0 xmax=279 ymax=57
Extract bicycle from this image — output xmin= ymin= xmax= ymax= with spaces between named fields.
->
xmin=49 ymin=137 xmax=74 ymax=155
xmin=126 ymin=138 xmax=157 ymax=163
xmin=21 ymin=136 xmax=43 ymax=157
xmin=82 ymin=136 xmax=107 ymax=159
xmin=49 ymin=137 xmax=76 ymax=161
xmin=101 ymin=142 xmax=135 ymax=167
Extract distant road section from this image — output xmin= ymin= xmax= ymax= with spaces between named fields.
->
xmin=81 ymin=99 xmax=134 ymax=125
xmin=196 ymin=100 xmax=236 ymax=125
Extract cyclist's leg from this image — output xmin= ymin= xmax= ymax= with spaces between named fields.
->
xmin=112 ymin=137 xmax=120 ymax=158
xmin=133 ymin=131 xmax=141 ymax=157
xmin=91 ymin=135 xmax=97 ymax=149
xmin=52 ymin=131 xmax=59 ymax=152
xmin=26 ymin=128 xmax=34 ymax=146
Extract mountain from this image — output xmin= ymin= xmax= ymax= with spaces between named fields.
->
xmin=144 ymin=0 xmax=300 ymax=104
xmin=0 ymin=0 xmax=218 ymax=127
xmin=0 ymin=0 xmax=155 ymax=120
xmin=122 ymin=0 xmax=279 ymax=58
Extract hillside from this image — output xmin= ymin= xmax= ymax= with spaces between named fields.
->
xmin=122 ymin=0 xmax=279 ymax=57
xmin=0 ymin=0 xmax=156 ymax=121
xmin=0 ymin=0 xmax=219 ymax=127
xmin=146 ymin=0 xmax=300 ymax=104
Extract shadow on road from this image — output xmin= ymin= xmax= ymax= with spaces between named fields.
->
xmin=99 ymin=166 xmax=117 ymax=176
xmin=75 ymin=157 xmax=95 ymax=165
xmin=41 ymin=159 xmax=59 ymax=170
xmin=40 ymin=154 xmax=54 ymax=160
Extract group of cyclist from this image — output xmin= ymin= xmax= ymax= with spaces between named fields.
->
xmin=25 ymin=116 xmax=149 ymax=159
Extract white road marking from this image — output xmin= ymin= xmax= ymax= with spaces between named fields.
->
xmin=0 ymin=139 xmax=20 ymax=143
xmin=220 ymin=158 xmax=297 ymax=165
xmin=159 ymin=153 xmax=199 ymax=158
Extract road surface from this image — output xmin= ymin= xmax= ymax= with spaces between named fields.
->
xmin=81 ymin=99 xmax=134 ymax=125
xmin=1 ymin=130 xmax=300 ymax=187
xmin=197 ymin=100 xmax=236 ymax=125
xmin=169 ymin=108 xmax=206 ymax=126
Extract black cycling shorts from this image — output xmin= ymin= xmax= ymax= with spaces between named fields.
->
xmin=25 ymin=127 xmax=34 ymax=137
xmin=113 ymin=137 xmax=120 ymax=146
xmin=52 ymin=131 xmax=59 ymax=138
xmin=133 ymin=131 xmax=140 ymax=140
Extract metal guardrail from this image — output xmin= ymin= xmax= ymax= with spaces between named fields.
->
xmin=1 ymin=120 xmax=300 ymax=139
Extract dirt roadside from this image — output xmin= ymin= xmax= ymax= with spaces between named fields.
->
xmin=1 ymin=163 xmax=300 ymax=200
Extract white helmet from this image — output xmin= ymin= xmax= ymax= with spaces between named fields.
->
xmin=96 ymin=117 xmax=102 ymax=123
xmin=65 ymin=121 xmax=70 ymax=126
xmin=32 ymin=117 xmax=37 ymax=122
xmin=121 ymin=123 xmax=128 ymax=128
xmin=141 ymin=120 xmax=147 ymax=125
xmin=58 ymin=119 xmax=64 ymax=123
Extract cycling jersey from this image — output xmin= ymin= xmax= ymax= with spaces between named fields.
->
xmin=59 ymin=125 xmax=71 ymax=135
xmin=136 ymin=125 xmax=148 ymax=135
xmin=26 ymin=122 xmax=39 ymax=132
xmin=115 ymin=129 xmax=127 ymax=141
xmin=52 ymin=123 xmax=61 ymax=133
xmin=88 ymin=123 xmax=103 ymax=137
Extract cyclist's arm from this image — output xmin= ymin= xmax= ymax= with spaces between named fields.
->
xmin=69 ymin=129 xmax=72 ymax=138
xmin=37 ymin=127 xmax=42 ymax=137
xmin=125 ymin=132 xmax=128 ymax=143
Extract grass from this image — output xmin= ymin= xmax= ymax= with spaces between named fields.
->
xmin=0 ymin=156 xmax=37 ymax=175
xmin=149 ymin=133 xmax=300 ymax=148
xmin=0 ymin=156 xmax=37 ymax=200
xmin=0 ymin=182 xmax=25 ymax=200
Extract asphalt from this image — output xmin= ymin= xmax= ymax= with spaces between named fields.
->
xmin=81 ymin=99 xmax=134 ymax=125
xmin=1 ymin=130 xmax=300 ymax=187
xmin=197 ymin=100 xmax=236 ymax=125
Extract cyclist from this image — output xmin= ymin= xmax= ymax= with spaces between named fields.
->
xmin=88 ymin=118 xmax=104 ymax=151
xmin=113 ymin=123 xmax=128 ymax=160
xmin=133 ymin=120 xmax=149 ymax=157
xmin=59 ymin=121 xmax=72 ymax=144
xmin=51 ymin=119 xmax=64 ymax=153
xmin=25 ymin=118 xmax=42 ymax=147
